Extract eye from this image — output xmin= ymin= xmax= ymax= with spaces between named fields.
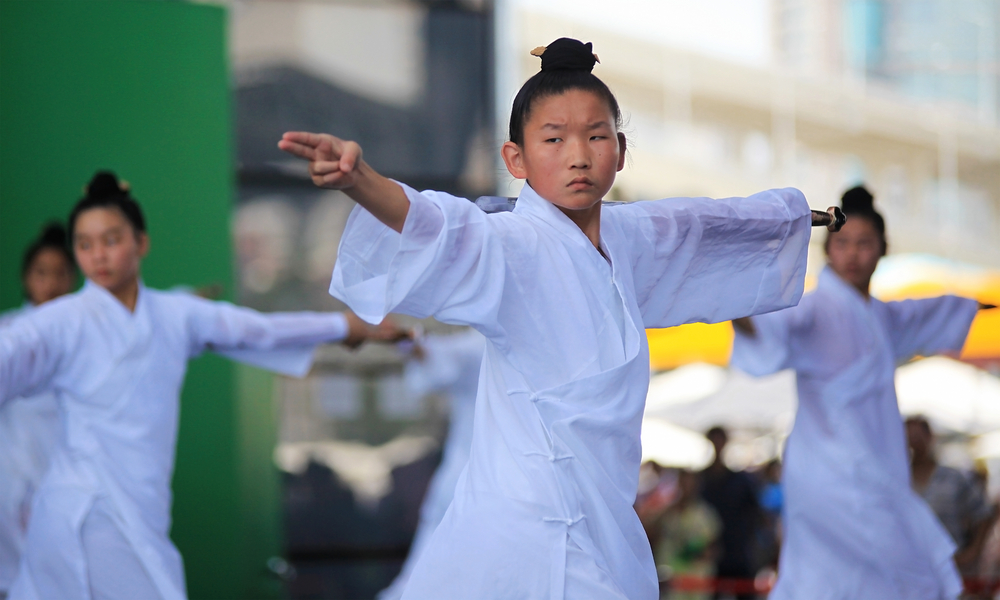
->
xmin=545 ymin=137 xmax=562 ymax=143
xmin=591 ymin=135 xmax=606 ymax=141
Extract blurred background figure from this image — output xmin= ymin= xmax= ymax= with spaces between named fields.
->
xmin=906 ymin=416 xmax=997 ymax=577
xmin=377 ymin=329 xmax=485 ymax=600
xmin=639 ymin=465 xmax=721 ymax=600
xmin=755 ymin=459 xmax=783 ymax=574
xmin=700 ymin=426 xmax=760 ymax=600
xmin=0 ymin=223 xmax=76 ymax=599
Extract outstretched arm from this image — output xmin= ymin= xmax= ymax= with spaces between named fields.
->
xmin=0 ymin=319 xmax=60 ymax=404
xmin=885 ymin=296 xmax=980 ymax=362
xmin=278 ymin=132 xmax=410 ymax=232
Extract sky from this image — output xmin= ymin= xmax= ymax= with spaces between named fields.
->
xmin=513 ymin=0 xmax=774 ymax=67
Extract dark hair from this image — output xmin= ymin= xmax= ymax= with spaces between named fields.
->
xmin=22 ymin=222 xmax=75 ymax=279
xmin=508 ymin=38 xmax=622 ymax=146
xmin=827 ymin=185 xmax=887 ymax=254
xmin=69 ymin=171 xmax=146 ymax=239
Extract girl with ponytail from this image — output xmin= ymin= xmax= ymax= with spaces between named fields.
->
xmin=0 ymin=170 xmax=411 ymax=600
xmin=732 ymin=185 xmax=990 ymax=600
xmin=279 ymin=38 xmax=821 ymax=599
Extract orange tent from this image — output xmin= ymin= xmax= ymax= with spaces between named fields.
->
xmin=647 ymin=254 xmax=1000 ymax=371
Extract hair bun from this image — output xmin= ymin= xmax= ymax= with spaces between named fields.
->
xmin=841 ymin=185 xmax=875 ymax=213
xmin=532 ymin=38 xmax=599 ymax=73
xmin=39 ymin=222 xmax=68 ymax=247
xmin=86 ymin=170 xmax=128 ymax=200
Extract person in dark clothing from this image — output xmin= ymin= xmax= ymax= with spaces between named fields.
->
xmin=700 ymin=426 xmax=760 ymax=600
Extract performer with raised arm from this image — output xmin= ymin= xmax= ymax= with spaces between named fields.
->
xmin=0 ymin=171 xmax=410 ymax=600
xmin=731 ymin=185 xmax=991 ymax=600
xmin=280 ymin=38 xmax=825 ymax=600
xmin=0 ymin=224 xmax=77 ymax=598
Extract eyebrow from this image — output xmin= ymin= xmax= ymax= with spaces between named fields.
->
xmin=540 ymin=121 xmax=612 ymax=131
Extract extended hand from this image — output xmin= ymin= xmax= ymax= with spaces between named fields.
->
xmin=278 ymin=132 xmax=363 ymax=190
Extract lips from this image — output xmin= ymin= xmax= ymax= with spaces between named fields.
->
xmin=568 ymin=177 xmax=593 ymax=188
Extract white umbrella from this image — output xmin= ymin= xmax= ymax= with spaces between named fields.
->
xmin=646 ymin=368 xmax=798 ymax=433
xmin=896 ymin=356 xmax=1000 ymax=435
xmin=640 ymin=417 xmax=715 ymax=469
xmin=645 ymin=362 xmax=728 ymax=412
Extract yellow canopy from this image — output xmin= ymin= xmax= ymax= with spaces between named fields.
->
xmin=647 ymin=254 xmax=1000 ymax=371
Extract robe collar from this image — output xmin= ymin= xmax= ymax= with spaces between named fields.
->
xmin=512 ymin=183 xmax=609 ymax=257
xmin=81 ymin=278 xmax=147 ymax=318
xmin=819 ymin=266 xmax=871 ymax=304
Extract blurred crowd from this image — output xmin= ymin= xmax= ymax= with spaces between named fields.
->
xmin=636 ymin=423 xmax=1000 ymax=600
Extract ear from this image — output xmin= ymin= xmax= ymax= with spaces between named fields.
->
xmin=137 ymin=232 xmax=150 ymax=260
xmin=616 ymin=132 xmax=627 ymax=172
xmin=501 ymin=141 xmax=527 ymax=180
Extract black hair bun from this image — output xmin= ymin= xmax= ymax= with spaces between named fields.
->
xmin=841 ymin=185 xmax=875 ymax=213
xmin=532 ymin=38 xmax=599 ymax=73
xmin=38 ymin=222 xmax=68 ymax=247
xmin=86 ymin=170 xmax=129 ymax=200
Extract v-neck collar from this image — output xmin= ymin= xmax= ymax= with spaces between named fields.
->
xmin=82 ymin=279 xmax=147 ymax=319
xmin=820 ymin=267 xmax=872 ymax=307
xmin=513 ymin=184 xmax=609 ymax=257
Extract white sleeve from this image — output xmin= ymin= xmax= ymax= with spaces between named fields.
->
xmin=730 ymin=307 xmax=800 ymax=377
xmin=184 ymin=296 xmax=350 ymax=377
xmin=329 ymin=183 xmax=506 ymax=331
xmin=610 ymin=188 xmax=812 ymax=328
xmin=0 ymin=317 xmax=60 ymax=404
xmin=884 ymin=296 xmax=979 ymax=363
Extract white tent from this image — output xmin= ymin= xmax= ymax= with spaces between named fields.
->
xmin=896 ymin=356 xmax=1000 ymax=435
xmin=645 ymin=365 xmax=798 ymax=433
xmin=640 ymin=417 xmax=715 ymax=469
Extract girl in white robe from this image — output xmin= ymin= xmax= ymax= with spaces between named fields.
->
xmin=0 ymin=224 xmax=76 ymax=598
xmin=731 ymin=186 xmax=983 ymax=600
xmin=0 ymin=171 xmax=405 ymax=600
xmin=378 ymin=329 xmax=486 ymax=600
xmin=279 ymin=38 xmax=816 ymax=600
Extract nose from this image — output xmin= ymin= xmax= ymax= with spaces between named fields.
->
xmin=567 ymin=137 xmax=591 ymax=169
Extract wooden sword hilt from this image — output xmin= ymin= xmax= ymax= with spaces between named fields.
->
xmin=812 ymin=207 xmax=846 ymax=232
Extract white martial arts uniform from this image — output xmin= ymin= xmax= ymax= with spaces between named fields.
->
xmin=378 ymin=329 xmax=486 ymax=600
xmin=330 ymin=182 xmax=812 ymax=600
xmin=731 ymin=267 xmax=979 ymax=600
xmin=0 ymin=281 xmax=351 ymax=600
xmin=0 ymin=306 xmax=61 ymax=597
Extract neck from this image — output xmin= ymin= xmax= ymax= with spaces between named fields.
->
xmin=108 ymin=277 xmax=140 ymax=312
xmin=556 ymin=202 xmax=602 ymax=249
xmin=912 ymin=451 xmax=936 ymax=469
xmin=853 ymin=278 xmax=872 ymax=299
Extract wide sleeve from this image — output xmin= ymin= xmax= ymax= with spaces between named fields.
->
xmin=0 ymin=317 xmax=61 ymax=404
xmin=730 ymin=305 xmax=804 ymax=377
xmin=183 ymin=295 xmax=351 ymax=377
xmin=884 ymin=296 xmax=978 ymax=363
xmin=612 ymin=188 xmax=812 ymax=328
xmin=329 ymin=183 xmax=506 ymax=331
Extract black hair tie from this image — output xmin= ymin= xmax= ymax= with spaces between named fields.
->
xmin=531 ymin=38 xmax=599 ymax=73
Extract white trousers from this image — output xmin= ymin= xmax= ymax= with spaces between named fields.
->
xmin=80 ymin=499 xmax=163 ymax=600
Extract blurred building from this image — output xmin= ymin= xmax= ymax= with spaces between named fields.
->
xmin=503 ymin=1 xmax=1000 ymax=271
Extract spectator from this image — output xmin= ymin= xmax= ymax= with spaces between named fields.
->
xmin=906 ymin=416 xmax=996 ymax=575
xmin=700 ymin=426 xmax=760 ymax=600
xmin=755 ymin=459 xmax=783 ymax=571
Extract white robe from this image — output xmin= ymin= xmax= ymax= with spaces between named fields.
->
xmin=0 ymin=281 xmax=350 ymax=600
xmin=731 ymin=267 xmax=979 ymax=600
xmin=378 ymin=329 xmax=486 ymax=600
xmin=330 ymin=182 xmax=812 ymax=599
xmin=0 ymin=305 xmax=61 ymax=595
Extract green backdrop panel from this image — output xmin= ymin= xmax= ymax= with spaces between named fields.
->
xmin=0 ymin=2 xmax=278 ymax=598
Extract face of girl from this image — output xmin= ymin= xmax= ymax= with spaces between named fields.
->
xmin=73 ymin=208 xmax=148 ymax=296
xmin=502 ymin=89 xmax=626 ymax=212
xmin=23 ymin=248 xmax=75 ymax=305
xmin=825 ymin=216 xmax=884 ymax=294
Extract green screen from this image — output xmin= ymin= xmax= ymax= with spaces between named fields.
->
xmin=1 ymin=2 xmax=280 ymax=597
